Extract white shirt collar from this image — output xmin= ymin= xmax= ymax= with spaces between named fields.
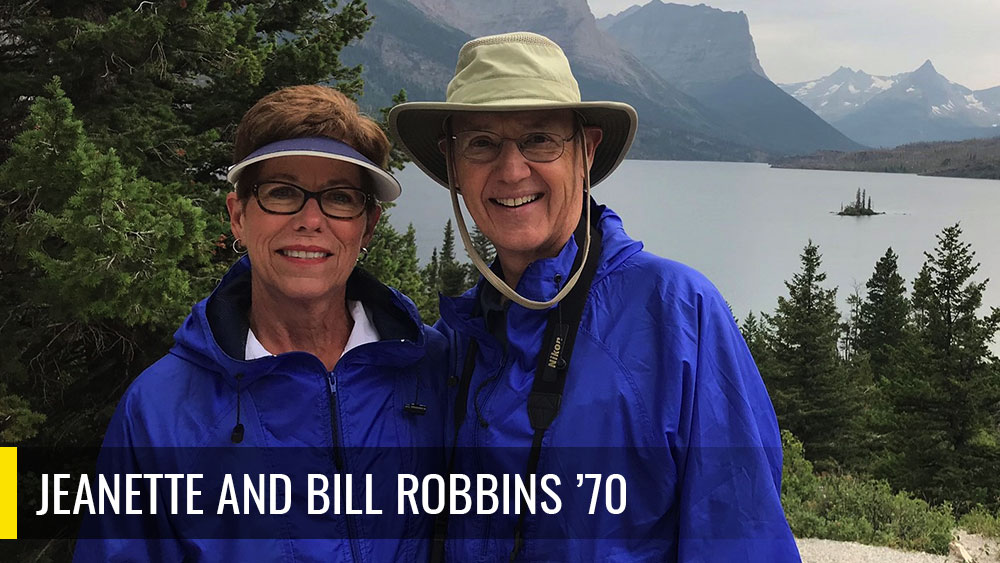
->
xmin=244 ymin=300 xmax=381 ymax=361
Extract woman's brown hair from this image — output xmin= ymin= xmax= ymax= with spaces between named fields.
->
xmin=232 ymin=85 xmax=390 ymax=201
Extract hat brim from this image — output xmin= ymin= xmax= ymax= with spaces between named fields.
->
xmin=388 ymin=101 xmax=637 ymax=189
xmin=227 ymin=137 xmax=402 ymax=202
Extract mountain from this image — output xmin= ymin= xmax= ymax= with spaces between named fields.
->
xmin=594 ymin=4 xmax=643 ymax=29
xmin=404 ymin=0 xmax=662 ymax=95
xmin=601 ymin=1 xmax=767 ymax=89
xmin=600 ymin=1 xmax=864 ymax=155
xmin=973 ymin=85 xmax=1000 ymax=108
xmin=783 ymin=61 xmax=1000 ymax=148
xmin=780 ymin=67 xmax=899 ymax=123
xmin=347 ymin=0 xmax=766 ymax=161
xmin=341 ymin=0 xmax=471 ymax=109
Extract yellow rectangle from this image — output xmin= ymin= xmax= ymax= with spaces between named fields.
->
xmin=0 ymin=447 xmax=15 ymax=539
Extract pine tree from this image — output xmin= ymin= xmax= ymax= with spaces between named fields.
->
xmin=840 ymin=288 xmax=863 ymax=362
xmin=365 ymin=214 xmax=435 ymax=322
xmin=856 ymin=247 xmax=910 ymax=379
xmin=421 ymin=246 xmax=440 ymax=288
xmin=889 ymin=224 xmax=1000 ymax=510
xmin=2 ymin=1 xmax=374 ymax=177
xmin=438 ymin=219 xmax=469 ymax=297
xmin=0 ymin=79 xmax=215 ymax=446
xmin=763 ymin=241 xmax=858 ymax=469
xmin=740 ymin=311 xmax=775 ymax=378
xmin=465 ymin=225 xmax=496 ymax=286
xmin=846 ymin=248 xmax=911 ymax=478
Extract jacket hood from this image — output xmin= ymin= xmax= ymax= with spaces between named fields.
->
xmin=170 ymin=255 xmax=429 ymax=387
xmin=441 ymin=200 xmax=643 ymax=329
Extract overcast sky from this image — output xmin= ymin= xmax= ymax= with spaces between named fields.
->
xmin=588 ymin=0 xmax=1000 ymax=90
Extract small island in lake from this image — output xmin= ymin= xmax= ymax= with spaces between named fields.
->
xmin=838 ymin=188 xmax=883 ymax=216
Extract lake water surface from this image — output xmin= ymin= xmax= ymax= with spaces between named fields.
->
xmin=389 ymin=160 xmax=1000 ymax=322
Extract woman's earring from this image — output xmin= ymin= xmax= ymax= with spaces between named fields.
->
xmin=232 ymin=238 xmax=248 ymax=254
xmin=357 ymin=247 xmax=369 ymax=264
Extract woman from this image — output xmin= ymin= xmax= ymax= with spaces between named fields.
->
xmin=74 ymin=86 xmax=448 ymax=562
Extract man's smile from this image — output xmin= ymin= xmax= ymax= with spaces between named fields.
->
xmin=491 ymin=193 xmax=543 ymax=208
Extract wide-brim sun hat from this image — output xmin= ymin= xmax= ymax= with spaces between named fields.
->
xmin=388 ymin=31 xmax=638 ymax=188
xmin=388 ymin=32 xmax=637 ymax=310
xmin=227 ymin=137 xmax=402 ymax=202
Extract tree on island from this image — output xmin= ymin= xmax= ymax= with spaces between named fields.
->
xmin=838 ymin=187 xmax=882 ymax=216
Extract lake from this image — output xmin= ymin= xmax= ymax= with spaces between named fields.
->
xmin=388 ymin=160 xmax=1000 ymax=324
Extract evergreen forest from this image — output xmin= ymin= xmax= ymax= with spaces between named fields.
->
xmin=2 ymin=1 xmax=999 ymax=559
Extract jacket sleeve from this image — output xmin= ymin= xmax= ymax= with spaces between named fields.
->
xmin=674 ymin=289 xmax=801 ymax=563
xmin=73 ymin=377 xmax=186 ymax=563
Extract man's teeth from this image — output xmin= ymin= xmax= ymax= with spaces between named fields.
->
xmin=495 ymin=194 xmax=541 ymax=207
xmin=281 ymin=250 xmax=328 ymax=259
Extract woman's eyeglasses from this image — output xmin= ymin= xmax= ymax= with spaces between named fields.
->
xmin=252 ymin=182 xmax=371 ymax=220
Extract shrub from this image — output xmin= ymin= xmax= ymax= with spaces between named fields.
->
xmin=781 ymin=430 xmax=955 ymax=554
xmin=959 ymin=506 xmax=1000 ymax=538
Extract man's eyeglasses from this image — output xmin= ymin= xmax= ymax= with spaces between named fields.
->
xmin=252 ymin=182 xmax=371 ymax=219
xmin=446 ymin=130 xmax=578 ymax=163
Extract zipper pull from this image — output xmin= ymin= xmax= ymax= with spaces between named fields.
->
xmin=328 ymin=372 xmax=337 ymax=394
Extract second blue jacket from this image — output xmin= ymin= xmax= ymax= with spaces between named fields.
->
xmin=437 ymin=203 xmax=800 ymax=562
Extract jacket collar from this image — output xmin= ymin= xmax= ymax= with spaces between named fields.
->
xmin=170 ymin=255 xmax=427 ymax=385
xmin=441 ymin=200 xmax=643 ymax=337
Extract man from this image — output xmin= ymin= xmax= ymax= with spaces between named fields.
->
xmin=390 ymin=32 xmax=800 ymax=562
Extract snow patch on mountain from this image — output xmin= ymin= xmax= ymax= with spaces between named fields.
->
xmin=965 ymin=94 xmax=988 ymax=113
xmin=870 ymin=76 xmax=895 ymax=90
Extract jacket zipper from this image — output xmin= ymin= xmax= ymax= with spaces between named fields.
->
xmin=327 ymin=370 xmax=363 ymax=563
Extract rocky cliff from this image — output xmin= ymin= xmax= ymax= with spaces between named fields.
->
xmin=601 ymin=1 xmax=767 ymax=89
xmin=600 ymin=1 xmax=863 ymax=154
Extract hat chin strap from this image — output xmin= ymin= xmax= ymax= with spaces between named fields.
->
xmin=446 ymin=135 xmax=593 ymax=310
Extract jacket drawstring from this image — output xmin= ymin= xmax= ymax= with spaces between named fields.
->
xmin=403 ymin=372 xmax=428 ymax=415
xmin=230 ymin=372 xmax=245 ymax=443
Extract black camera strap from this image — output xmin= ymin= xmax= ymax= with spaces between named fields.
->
xmin=430 ymin=218 xmax=603 ymax=563
xmin=510 ymin=219 xmax=602 ymax=561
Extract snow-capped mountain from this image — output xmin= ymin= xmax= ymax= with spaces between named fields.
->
xmin=780 ymin=66 xmax=899 ymax=123
xmin=782 ymin=61 xmax=1000 ymax=147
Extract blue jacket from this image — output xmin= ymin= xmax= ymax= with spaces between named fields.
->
xmin=74 ymin=256 xmax=449 ymax=563
xmin=438 ymin=204 xmax=800 ymax=562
